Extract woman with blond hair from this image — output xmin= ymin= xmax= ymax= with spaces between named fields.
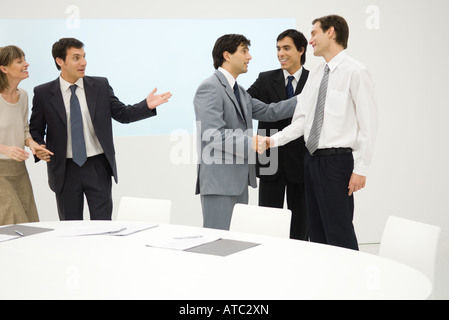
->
xmin=0 ymin=45 xmax=53 ymax=225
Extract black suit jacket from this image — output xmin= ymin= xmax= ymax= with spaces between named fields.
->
xmin=247 ymin=68 xmax=309 ymax=183
xmin=30 ymin=76 xmax=156 ymax=193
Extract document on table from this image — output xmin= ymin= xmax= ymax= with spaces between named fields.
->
xmin=0 ymin=225 xmax=53 ymax=238
xmin=0 ymin=234 xmax=20 ymax=243
xmin=146 ymin=235 xmax=221 ymax=251
xmin=56 ymin=223 xmax=157 ymax=237
xmin=186 ymin=239 xmax=260 ymax=256
xmin=110 ymin=223 xmax=158 ymax=236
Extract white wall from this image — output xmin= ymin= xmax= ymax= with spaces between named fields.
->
xmin=5 ymin=0 xmax=449 ymax=245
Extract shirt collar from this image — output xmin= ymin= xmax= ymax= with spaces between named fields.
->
xmin=59 ymin=76 xmax=84 ymax=91
xmin=218 ymin=67 xmax=236 ymax=88
xmin=327 ymin=50 xmax=347 ymax=72
xmin=283 ymin=66 xmax=303 ymax=82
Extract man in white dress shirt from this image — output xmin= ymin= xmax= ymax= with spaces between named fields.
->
xmin=253 ymin=15 xmax=378 ymax=250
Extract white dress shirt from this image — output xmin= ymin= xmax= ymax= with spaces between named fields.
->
xmin=59 ymin=76 xmax=104 ymax=159
xmin=283 ymin=67 xmax=303 ymax=92
xmin=218 ymin=67 xmax=236 ymax=88
xmin=271 ymin=50 xmax=378 ymax=176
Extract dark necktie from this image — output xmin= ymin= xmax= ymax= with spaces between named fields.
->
xmin=286 ymin=75 xmax=295 ymax=98
xmin=70 ymin=84 xmax=87 ymax=167
xmin=307 ymin=65 xmax=330 ymax=155
xmin=233 ymin=82 xmax=242 ymax=107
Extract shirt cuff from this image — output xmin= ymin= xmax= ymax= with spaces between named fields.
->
xmin=353 ymin=162 xmax=369 ymax=177
xmin=270 ymin=132 xmax=281 ymax=148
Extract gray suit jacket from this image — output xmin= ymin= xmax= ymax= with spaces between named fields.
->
xmin=194 ymin=70 xmax=297 ymax=196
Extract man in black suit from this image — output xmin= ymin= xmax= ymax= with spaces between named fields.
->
xmin=30 ymin=38 xmax=172 ymax=221
xmin=247 ymin=29 xmax=309 ymax=240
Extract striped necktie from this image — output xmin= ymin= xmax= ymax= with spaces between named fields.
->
xmin=306 ymin=65 xmax=330 ymax=155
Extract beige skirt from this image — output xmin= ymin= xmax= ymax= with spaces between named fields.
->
xmin=0 ymin=160 xmax=39 ymax=226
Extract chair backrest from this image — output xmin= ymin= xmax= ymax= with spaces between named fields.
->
xmin=116 ymin=196 xmax=172 ymax=224
xmin=379 ymin=215 xmax=441 ymax=284
xmin=230 ymin=204 xmax=292 ymax=238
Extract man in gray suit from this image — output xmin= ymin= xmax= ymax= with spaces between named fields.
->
xmin=194 ymin=34 xmax=297 ymax=230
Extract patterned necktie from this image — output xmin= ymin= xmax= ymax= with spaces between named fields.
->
xmin=286 ymin=75 xmax=295 ymax=98
xmin=307 ymin=65 xmax=330 ymax=155
xmin=70 ymin=84 xmax=87 ymax=167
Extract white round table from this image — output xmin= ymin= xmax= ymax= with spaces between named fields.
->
xmin=0 ymin=221 xmax=432 ymax=300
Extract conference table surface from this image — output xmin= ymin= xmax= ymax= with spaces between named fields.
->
xmin=0 ymin=220 xmax=432 ymax=300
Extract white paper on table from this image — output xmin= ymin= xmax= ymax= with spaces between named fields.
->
xmin=110 ymin=223 xmax=158 ymax=236
xmin=55 ymin=225 xmax=125 ymax=237
xmin=55 ymin=223 xmax=158 ymax=237
xmin=146 ymin=235 xmax=221 ymax=251
xmin=0 ymin=234 xmax=20 ymax=242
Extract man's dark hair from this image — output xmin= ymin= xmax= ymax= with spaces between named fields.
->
xmin=52 ymin=38 xmax=84 ymax=70
xmin=277 ymin=29 xmax=308 ymax=65
xmin=212 ymin=34 xmax=251 ymax=70
xmin=312 ymin=15 xmax=349 ymax=49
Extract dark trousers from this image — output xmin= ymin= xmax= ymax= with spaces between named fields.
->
xmin=258 ymin=173 xmax=308 ymax=241
xmin=304 ymin=152 xmax=358 ymax=250
xmin=56 ymin=154 xmax=113 ymax=221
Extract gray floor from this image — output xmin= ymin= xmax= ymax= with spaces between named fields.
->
xmin=359 ymin=242 xmax=449 ymax=300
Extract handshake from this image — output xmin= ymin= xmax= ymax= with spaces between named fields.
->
xmin=251 ymin=135 xmax=273 ymax=154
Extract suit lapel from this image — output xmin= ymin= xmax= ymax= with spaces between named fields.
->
xmin=274 ymin=70 xmax=287 ymax=100
xmin=83 ymin=76 xmax=98 ymax=122
xmin=49 ymin=78 xmax=67 ymax=124
xmin=215 ymin=71 xmax=245 ymax=121
xmin=295 ymin=68 xmax=309 ymax=95
xmin=48 ymin=76 xmax=101 ymax=124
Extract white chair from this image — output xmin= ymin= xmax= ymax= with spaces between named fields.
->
xmin=379 ymin=215 xmax=441 ymax=286
xmin=230 ymin=203 xmax=292 ymax=238
xmin=116 ymin=196 xmax=172 ymax=224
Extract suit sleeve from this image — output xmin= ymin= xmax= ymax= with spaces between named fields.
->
xmin=247 ymin=93 xmax=297 ymax=122
xmin=29 ymin=87 xmax=47 ymax=162
xmin=106 ymin=80 xmax=156 ymax=124
xmin=194 ymin=81 xmax=251 ymax=162
xmin=29 ymin=88 xmax=46 ymax=146
xmin=247 ymin=73 xmax=262 ymax=99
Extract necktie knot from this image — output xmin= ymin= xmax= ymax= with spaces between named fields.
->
xmin=70 ymin=84 xmax=77 ymax=94
xmin=287 ymin=75 xmax=294 ymax=84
